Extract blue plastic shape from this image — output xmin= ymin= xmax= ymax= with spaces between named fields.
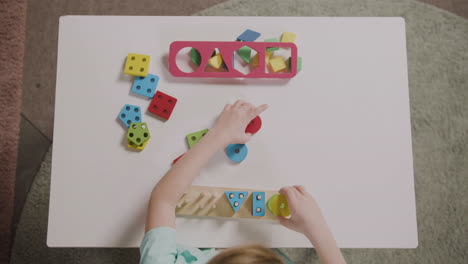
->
xmin=225 ymin=191 xmax=248 ymax=212
xmin=252 ymin=192 xmax=265 ymax=216
xmin=118 ymin=104 xmax=142 ymax=127
xmin=131 ymin=74 xmax=159 ymax=98
xmin=236 ymin=29 xmax=261 ymax=42
xmin=225 ymin=144 xmax=248 ymax=163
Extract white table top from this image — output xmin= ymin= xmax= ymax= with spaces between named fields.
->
xmin=48 ymin=16 xmax=417 ymax=248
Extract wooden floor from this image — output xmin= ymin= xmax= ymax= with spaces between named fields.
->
xmin=419 ymin=0 xmax=468 ymax=18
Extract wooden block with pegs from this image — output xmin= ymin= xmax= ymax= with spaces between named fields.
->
xmin=175 ymin=185 xmax=280 ymax=220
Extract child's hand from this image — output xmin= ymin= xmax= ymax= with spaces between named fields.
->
xmin=278 ymin=186 xmax=327 ymax=237
xmin=210 ymin=100 xmax=268 ymax=146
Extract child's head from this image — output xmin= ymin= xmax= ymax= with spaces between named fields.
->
xmin=207 ymin=244 xmax=284 ymax=264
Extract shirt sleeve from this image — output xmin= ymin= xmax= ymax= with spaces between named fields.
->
xmin=139 ymin=227 xmax=177 ymax=264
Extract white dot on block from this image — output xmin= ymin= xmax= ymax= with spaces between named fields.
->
xmin=234 ymin=201 xmax=239 ymax=207
xmin=229 ymin=193 xmax=235 ymax=199
xmin=239 ymin=193 xmax=244 ymax=198
xmin=256 ymin=207 xmax=262 ymax=212
xmin=256 ymin=195 xmax=262 ymax=200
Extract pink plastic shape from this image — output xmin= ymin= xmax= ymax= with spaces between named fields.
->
xmin=169 ymin=41 xmax=298 ymax=78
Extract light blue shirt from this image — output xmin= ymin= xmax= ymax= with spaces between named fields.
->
xmin=139 ymin=227 xmax=217 ymax=264
xmin=139 ymin=227 xmax=293 ymax=264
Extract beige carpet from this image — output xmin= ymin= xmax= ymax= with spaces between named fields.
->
xmin=12 ymin=0 xmax=468 ymax=263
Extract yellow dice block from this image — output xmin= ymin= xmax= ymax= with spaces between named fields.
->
xmin=208 ymin=53 xmax=224 ymax=69
xmin=124 ymin=53 xmax=150 ymax=77
xmin=127 ymin=138 xmax=149 ymax=151
xmin=250 ymin=51 xmax=274 ymax=69
xmin=268 ymin=56 xmax=287 ymax=72
xmin=280 ymin=32 xmax=296 ymax=43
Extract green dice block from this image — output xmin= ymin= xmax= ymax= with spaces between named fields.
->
xmin=127 ymin=122 xmax=151 ymax=146
xmin=186 ymin=129 xmax=209 ymax=148
xmin=265 ymin=38 xmax=280 ymax=52
xmin=288 ymin=56 xmax=302 ymax=72
xmin=237 ymin=46 xmax=251 ymax=64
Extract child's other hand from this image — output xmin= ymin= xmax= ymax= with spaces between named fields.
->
xmin=210 ymin=100 xmax=268 ymax=146
xmin=278 ymin=186 xmax=327 ymax=237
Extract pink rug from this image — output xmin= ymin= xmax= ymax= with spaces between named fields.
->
xmin=0 ymin=0 xmax=27 ymax=262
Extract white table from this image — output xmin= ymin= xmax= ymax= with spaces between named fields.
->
xmin=48 ymin=16 xmax=417 ymax=248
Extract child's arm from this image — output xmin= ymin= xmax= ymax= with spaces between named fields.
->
xmin=145 ymin=100 xmax=268 ymax=232
xmin=279 ymin=186 xmax=346 ymax=264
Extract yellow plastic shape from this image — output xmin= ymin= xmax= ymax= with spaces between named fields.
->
xmin=267 ymin=194 xmax=291 ymax=217
xmin=268 ymin=57 xmax=287 ymax=72
xmin=127 ymin=138 xmax=149 ymax=151
xmin=208 ymin=53 xmax=224 ymax=69
xmin=250 ymin=51 xmax=274 ymax=69
xmin=124 ymin=53 xmax=150 ymax=77
xmin=280 ymin=32 xmax=297 ymax=43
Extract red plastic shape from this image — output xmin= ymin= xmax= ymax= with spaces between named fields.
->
xmin=169 ymin=41 xmax=298 ymax=78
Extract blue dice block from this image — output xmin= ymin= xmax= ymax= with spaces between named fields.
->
xmin=118 ymin=104 xmax=142 ymax=127
xmin=131 ymin=74 xmax=159 ymax=98
xmin=252 ymin=192 xmax=265 ymax=216
xmin=236 ymin=29 xmax=261 ymax=42
xmin=225 ymin=191 xmax=248 ymax=212
xmin=225 ymin=144 xmax=248 ymax=163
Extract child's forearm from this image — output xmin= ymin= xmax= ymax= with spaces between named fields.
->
xmin=145 ymin=130 xmax=225 ymax=231
xmin=305 ymin=222 xmax=346 ymax=264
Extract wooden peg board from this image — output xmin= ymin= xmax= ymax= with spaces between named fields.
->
xmin=176 ymin=185 xmax=279 ymax=220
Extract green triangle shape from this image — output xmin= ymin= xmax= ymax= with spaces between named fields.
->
xmin=186 ymin=129 xmax=209 ymax=148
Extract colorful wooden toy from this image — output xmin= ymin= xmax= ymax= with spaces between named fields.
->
xmin=269 ymin=57 xmax=287 ymax=73
xmin=252 ymin=192 xmax=265 ymax=216
xmin=225 ymin=191 xmax=248 ymax=212
xmin=148 ymin=91 xmax=178 ymax=120
xmin=265 ymin=38 xmax=280 ymax=52
xmin=186 ymin=129 xmax=209 ymax=148
xmin=280 ymin=32 xmax=297 ymax=43
xmin=131 ymin=74 xmax=159 ymax=98
xmin=169 ymin=41 xmax=298 ymax=78
xmin=118 ymin=104 xmax=142 ymax=128
xmin=124 ymin=53 xmax=150 ymax=77
xmin=225 ymin=144 xmax=248 ymax=163
xmin=245 ymin=116 xmax=262 ymax=134
xmin=267 ymin=194 xmax=291 ymax=217
xmin=127 ymin=138 xmax=149 ymax=151
xmin=236 ymin=29 xmax=261 ymax=42
xmin=126 ymin=122 xmax=151 ymax=146
xmin=176 ymin=186 xmax=279 ymax=220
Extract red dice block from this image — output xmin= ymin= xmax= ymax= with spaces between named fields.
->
xmin=148 ymin=91 xmax=177 ymax=120
xmin=245 ymin=116 xmax=262 ymax=134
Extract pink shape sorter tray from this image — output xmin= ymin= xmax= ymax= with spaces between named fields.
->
xmin=169 ymin=41 xmax=298 ymax=78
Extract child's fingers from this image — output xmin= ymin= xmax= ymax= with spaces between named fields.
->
xmin=279 ymin=186 xmax=299 ymax=207
xmin=293 ymin=185 xmax=307 ymax=196
xmin=253 ymin=104 xmax=269 ymax=116
xmin=233 ymin=100 xmax=245 ymax=108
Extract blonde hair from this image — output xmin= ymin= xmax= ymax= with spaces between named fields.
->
xmin=207 ymin=244 xmax=284 ymax=264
